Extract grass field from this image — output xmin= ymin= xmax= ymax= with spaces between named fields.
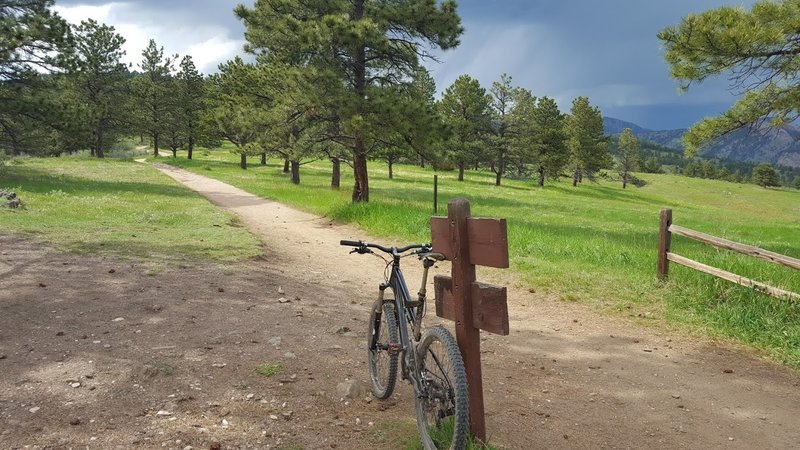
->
xmin=159 ymin=148 xmax=800 ymax=367
xmin=0 ymin=157 xmax=261 ymax=261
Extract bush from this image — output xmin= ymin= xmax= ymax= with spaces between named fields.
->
xmin=0 ymin=150 xmax=6 ymax=175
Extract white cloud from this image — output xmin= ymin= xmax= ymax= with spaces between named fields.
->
xmin=54 ymin=2 xmax=244 ymax=74
xmin=53 ymin=3 xmax=113 ymax=23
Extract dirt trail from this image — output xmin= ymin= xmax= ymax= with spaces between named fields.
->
xmin=152 ymin=164 xmax=800 ymax=449
xmin=1 ymin=163 xmax=797 ymax=450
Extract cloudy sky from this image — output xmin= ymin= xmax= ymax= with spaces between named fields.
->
xmin=54 ymin=0 xmax=754 ymax=130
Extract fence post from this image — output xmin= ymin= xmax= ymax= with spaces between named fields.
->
xmin=658 ymin=208 xmax=672 ymax=279
xmin=433 ymin=174 xmax=438 ymax=215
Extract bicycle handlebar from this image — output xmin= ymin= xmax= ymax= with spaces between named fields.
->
xmin=339 ymin=239 xmax=430 ymax=255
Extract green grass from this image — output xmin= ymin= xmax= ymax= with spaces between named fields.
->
xmin=372 ymin=419 xmax=501 ymax=450
xmin=0 ymin=156 xmax=261 ymax=261
xmin=160 ymin=149 xmax=800 ymax=367
xmin=256 ymin=362 xmax=282 ymax=377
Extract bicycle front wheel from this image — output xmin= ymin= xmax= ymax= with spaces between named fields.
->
xmin=367 ymin=298 xmax=399 ymax=399
xmin=414 ymin=325 xmax=469 ymax=450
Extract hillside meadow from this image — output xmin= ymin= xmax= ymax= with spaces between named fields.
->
xmin=159 ymin=149 xmax=800 ymax=366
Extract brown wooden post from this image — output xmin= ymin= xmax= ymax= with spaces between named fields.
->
xmin=658 ymin=208 xmax=672 ymax=279
xmin=448 ymin=199 xmax=486 ymax=441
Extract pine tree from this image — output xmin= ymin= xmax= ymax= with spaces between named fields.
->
xmin=235 ymin=0 xmax=463 ymax=202
xmin=0 ymin=1 xmax=71 ymax=155
xmin=175 ymin=55 xmax=205 ymax=160
xmin=617 ymin=128 xmax=640 ymax=188
xmin=513 ymin=94 xmax=568 ymax=186
xmin=205 ymin=58 xmax=263 ymax=169
xmin=659 ymin=1 xmax=800 ymax=155
xmin=565 ymin=96 xmax=609 ymax=186
xmin=60 ymin=19 xmax=130 ymax=158
xmin=438 ymin=74 xmax=491 ymax=181
xmin=132 ymin=39 xmax=175 ymax=157
xmin=752 ymin=163 xmax=780 ymax=188
xmin=488 ymin=73 xmax=518 ymax=186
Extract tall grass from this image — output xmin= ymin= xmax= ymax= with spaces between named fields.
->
xmin=161 ymin=149 xmax=800 ymax=367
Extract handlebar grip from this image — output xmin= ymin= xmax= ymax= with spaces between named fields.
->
xmin=340 ymin=240 xmax=361 ymax=247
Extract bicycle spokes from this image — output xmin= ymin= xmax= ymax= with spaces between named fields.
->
xmin=419 ymin=348 xmax=457 ymax=425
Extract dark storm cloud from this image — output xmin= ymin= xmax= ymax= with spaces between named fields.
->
xmin=54 ymin=0 xmax=757 ymax=129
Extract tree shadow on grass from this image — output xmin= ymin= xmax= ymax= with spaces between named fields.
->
xmin=2 ymin=167 xmax=198 ymax=198
xmin=547 ymin=183 xmax=674 ymax=208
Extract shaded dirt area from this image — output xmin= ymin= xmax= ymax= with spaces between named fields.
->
xmin=1 ymin=164 xmax=799 ymax=449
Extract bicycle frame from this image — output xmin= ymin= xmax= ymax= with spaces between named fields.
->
xmin=376 ymin=252 xmax=434 ymax=389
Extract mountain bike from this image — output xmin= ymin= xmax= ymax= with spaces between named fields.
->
xmin=340 ymin=240 xmax=470 ymax=450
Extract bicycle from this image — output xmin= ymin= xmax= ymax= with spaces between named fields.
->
xmin=340 ymin=239 xmax=470 ymax=450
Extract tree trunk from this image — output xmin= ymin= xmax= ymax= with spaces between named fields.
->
xmin=538 ymin=166 xmax=545 ymax=187
xmin=350 ymin=0 xmax=369 ymax=203
xmin=573 ymin=169 xmax=580 ymax=187
xmin=388 ymin=157 xmax=394 ymax=179
xmin=331 ymin=157 xmax=340 ymax=189
xmin=261 ymin=151 xmax=267 ymax=165
xmin=240 ymin=153 xmax=247 ymax=170
xmin=171 ymin=148 xmax=177 ymax=158
xmin=187 ymin=137 xmax=194 ymax=160
xmin=420 ymin=156 xmax=425 ymax=168
xmin=495 ymin=155 xmax=505 ymax=186
xmin=153 ymin=131 xmax=159 ymax=157
xmin=283 ymin=159 xmax=290 ymax=173
xmin=289 ymin=160 xmax=300 ymax=184
xmin=622 ymin=173 xmax=628 ymax=189
xmin=458 ymin=163 xmax=465 ymax=181
xmin=352 ymin=149 xmax=369 ymax=202
xmin=95 ymin=131 xmax=104 ymax=158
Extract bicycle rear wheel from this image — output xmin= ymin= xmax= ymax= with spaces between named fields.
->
xmin=367 ymin=297 xmax=399 ymax=399
xmin=414 ymin=325 xmax=469 ymax=450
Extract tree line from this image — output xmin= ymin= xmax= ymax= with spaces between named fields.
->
xmin=0 ymin=0 xmax=627 ymax=200
xmin=3 ymin=1 xmax=798 ymax=199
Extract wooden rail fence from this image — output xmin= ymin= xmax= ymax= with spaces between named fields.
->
xmin=657 ymin=208 xmax=800 ymax=301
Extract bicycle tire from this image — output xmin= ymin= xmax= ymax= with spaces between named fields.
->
xmin=414 ymin=325 xmax=469 ymax=450
xmin=367 ymin=297 xmax=399 ymax=399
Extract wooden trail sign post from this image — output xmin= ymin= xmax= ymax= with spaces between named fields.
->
xmin=430 ymin=198 xmax=510 ymax=442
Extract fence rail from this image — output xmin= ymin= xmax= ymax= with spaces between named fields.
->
xmin=657 ymin=208 xmax=800 ymax=301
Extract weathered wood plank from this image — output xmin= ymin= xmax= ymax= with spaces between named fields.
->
xmin=430 ymin=216 xmax=451 ymax=260
xmin=471 ymin=281 xmax=509 ymax=335
xmin=434 ymin=274 xmax=456 ymax=322
xmin=667 ymin=253 xmax=800 ymax=301
xmin=434 ymin=275 xmax=509 ymax=335
xmin=467 ymin=218 xmax=509 ymax=268
xmin=431 ymin=216 xmax=509 ymax=268
xmin=669 ymin=224 xmax=800 ymax=271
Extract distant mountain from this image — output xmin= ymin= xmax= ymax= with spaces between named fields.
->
xmin=603 ymin=117 xmax=800 ymax=168
xmin=602 ymin=117 xmax=653 ymax=135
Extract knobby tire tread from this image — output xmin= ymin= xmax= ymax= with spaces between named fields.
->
xmin=368 ymin=299 xmax=399 ymax=399
xmin=415 ymin=325 xmax=469 ymax=450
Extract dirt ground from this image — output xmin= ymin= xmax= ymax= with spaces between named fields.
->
xmin=1 ymin=165 xmax=799 ymax=450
